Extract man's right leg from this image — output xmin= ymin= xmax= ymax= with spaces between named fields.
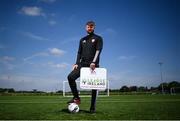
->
xmin=67 ymin=67 xmax=80 ymax=104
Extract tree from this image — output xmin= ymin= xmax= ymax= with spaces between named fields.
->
xmin=129 ymin=86 xmax=137 ymax=92
xmin=8 ymin=88 xmax=15 ymax=93
xmin=168 ymin=81 xmax=180 ymax=88
xmin=120 ymin=86 xmax=129 ymax=92
xmin=138 ymin=86 xmax=147 ymax=92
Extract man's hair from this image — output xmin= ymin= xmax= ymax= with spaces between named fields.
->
xmin=86 ymin=21 xmax=95 ymax=26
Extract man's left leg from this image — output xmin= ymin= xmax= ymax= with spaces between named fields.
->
xmin=90 ymin=65 xmax=99 ymax=113
xmin=90 ymin=89 xmax=98 ymax=113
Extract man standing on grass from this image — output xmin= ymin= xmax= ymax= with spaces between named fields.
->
xmin=67 ymin=21 xmax=103 ymax=113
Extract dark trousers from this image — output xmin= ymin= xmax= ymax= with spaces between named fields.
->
xmin=67 ymin=63 xmax=97 ymax=109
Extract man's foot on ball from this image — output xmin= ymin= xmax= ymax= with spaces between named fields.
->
xmin=67 ymin=97 xmax=81 ymax=104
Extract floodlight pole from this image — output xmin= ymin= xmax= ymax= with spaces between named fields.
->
xmin=158 ymin=62 xmax=164 ymax=94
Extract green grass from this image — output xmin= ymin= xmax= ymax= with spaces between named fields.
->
xmin=0 ymin=95 xmax=180 ymax=120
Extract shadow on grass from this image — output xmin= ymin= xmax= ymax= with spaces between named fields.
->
xmin=60 ymin=108 xmax=90 ymax=114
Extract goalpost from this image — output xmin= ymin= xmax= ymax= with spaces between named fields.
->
xmin=170 ymin=87 xmax=180 ymax=95
xmin=63 ymin=80 xmax=110 ymax=97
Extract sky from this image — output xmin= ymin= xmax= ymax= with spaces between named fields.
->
xmin=0 ymin=0 xmax=179 ymax=91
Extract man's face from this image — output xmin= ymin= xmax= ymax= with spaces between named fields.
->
xmin=86 ymin=25 xmax=95 ymax=34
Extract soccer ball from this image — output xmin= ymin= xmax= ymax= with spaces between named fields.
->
xmin=68 ymin=103 xmax=79 ymax=113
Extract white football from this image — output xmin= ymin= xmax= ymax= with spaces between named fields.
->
xmin=68 ymin=103 xmax=79 ymax=113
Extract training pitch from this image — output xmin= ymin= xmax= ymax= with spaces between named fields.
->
xmin=0 ymin=94 xmax=180 ymax=120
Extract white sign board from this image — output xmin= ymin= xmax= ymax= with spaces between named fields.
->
xmin=80 ymin=67 xmax=107 ymax=90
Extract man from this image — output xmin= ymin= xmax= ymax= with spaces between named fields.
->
xmin=67 ymin=21 xmax=103 ymax=113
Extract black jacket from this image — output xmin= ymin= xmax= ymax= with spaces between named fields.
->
xmin=76 ymin=33 xmax=103 ymax=66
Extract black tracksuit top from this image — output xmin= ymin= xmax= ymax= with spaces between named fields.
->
xmin=76 ymin=32 xmax=103 ymax=66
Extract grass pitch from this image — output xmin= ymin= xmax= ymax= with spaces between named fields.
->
xmin=0 ymin=94 xmax=180 ymax=120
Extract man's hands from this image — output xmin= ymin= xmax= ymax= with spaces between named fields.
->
xmin=90 ymin=63 xmax=96 ymax=70
xmin=72 ymin=63 xmax=96 ymax=70
xmin=72 ymin=64 xmax=78 ymax=70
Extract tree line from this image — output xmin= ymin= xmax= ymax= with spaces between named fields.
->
xmin=107 ymin=81 xmax=180 ymax=93
xmin=0 ymin=81 xmax=180 ymax=94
